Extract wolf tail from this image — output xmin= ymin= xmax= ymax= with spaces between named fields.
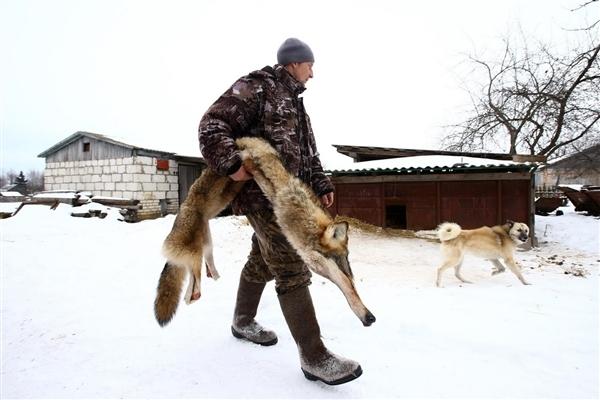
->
xmin=154 ymin=262 xmax=186 ymax=327
xmin=438 ymin=222 xmax=461 ymax=242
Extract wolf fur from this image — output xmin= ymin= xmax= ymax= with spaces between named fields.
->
xmin=435 ymin=221 xmax=530 ymax=287
xmin=154 ymin=169 xmax=244 ymax=326
xmin=154 ymin=137 xmax=375 ymax=327
xmin=237 ymin=137 xmax=375 ymax=326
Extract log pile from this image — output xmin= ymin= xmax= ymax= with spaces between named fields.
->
xmin=5 ymin=191 xmax=143 ymax=221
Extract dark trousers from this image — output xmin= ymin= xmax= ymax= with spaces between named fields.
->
xmin=241 ymin=209 xmax=312 ymax=295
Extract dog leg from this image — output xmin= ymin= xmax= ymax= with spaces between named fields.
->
xmin=436 ymin=260 xmax=459 ymax=287
xmin=504 ymin=257 xmax=530 ymax=285
xmin=454 ymin=261 xmax=472 ymax=284
xmin=490 ymin=259 xmax=506 ymax=275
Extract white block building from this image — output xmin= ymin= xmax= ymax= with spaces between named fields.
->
xmin=38 ymin=131 xmax=205 ymax=220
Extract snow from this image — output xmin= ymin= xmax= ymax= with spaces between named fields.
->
xmin=73 ymin=202 xmax=111 ymax=214
xmin=0 ymin=202 xmax=21 ymax=214
xmin=0 ymin=192 xmax=24 ymax=197
xmin=33 ymin=192 xmax=82 ymax=199
xmin=327 ymin=154 xmax=526 ymax=172
xmin=557 ymin=184 xmax=585 ymax=191
xmin=1 ymin=203 xmax=598 ymax=398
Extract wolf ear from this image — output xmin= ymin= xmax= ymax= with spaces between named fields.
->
xmin=323 ymin=221 xmax=349 ymax=245
xmin=333 ymin=221 xmax=348 ymax=241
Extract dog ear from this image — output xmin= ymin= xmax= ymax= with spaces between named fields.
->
xmin=505 ymin=219 xmax=514 ymax=227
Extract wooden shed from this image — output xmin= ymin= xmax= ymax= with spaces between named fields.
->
xmin=38 ymin=131 xmax=206 ymax=220
xmin=329 ymin=145 xmax=537 ymax=232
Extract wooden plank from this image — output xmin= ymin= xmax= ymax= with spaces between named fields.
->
xmin=90 ymin=198 xmax=140 ymax=206
xmin=333 ymin=145 xmax=547 ymax=163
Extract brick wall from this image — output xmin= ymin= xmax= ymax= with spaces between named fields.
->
xmin=43 ymin=156 xmax=180 ymax=219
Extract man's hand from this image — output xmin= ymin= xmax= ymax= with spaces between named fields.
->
xmin=320 ymin=192 xmax=334 ymax=208
xmin=229 ymin=165 xmax=253 ymax=181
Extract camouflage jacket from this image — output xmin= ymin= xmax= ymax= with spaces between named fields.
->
xmin=198 ymin=64 xmax=334 ymax=215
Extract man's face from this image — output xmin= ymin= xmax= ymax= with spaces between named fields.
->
xmin=287 ymin=62 xmax=314 ymax=84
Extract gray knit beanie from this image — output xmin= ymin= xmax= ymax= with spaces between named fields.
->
xmin=277 ymin=38 xmax=314 ymax=65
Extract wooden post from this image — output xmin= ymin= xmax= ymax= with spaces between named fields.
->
xmin=529 ymin=170 xmax=538 ymax=247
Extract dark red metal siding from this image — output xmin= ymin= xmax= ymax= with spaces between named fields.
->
xmin=334 ymin=183 xmax=383 ymax=226
xmin=384 ymin=182 xmax=437 ymax=230
xmin=331 ymin=175 xmax=532 ymax=230
xmin=500 ymin=180 xmax=530 ymax=223
xmin=440 ymin=181 xmax=498 ymax=228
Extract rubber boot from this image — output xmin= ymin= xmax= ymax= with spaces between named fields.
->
xmin=231 ymin=274 xmax=278 ymax=346
xmin=278 ymin=286 xmax=362 ymax=385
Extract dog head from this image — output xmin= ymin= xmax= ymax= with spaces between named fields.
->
xmin=506 ymin=220 xmax=530 ymax=244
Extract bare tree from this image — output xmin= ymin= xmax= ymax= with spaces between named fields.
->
xmin=27 ymin=169 xmax=45 ymax=193
xmin=445 ymin=36 xmax=599 ymax=161
xmin=0 ymin=169 xmax=44 ymax=193
xmin=1 ymin=169 xmax=18 ymax=187
xmin=570 ymin=0 xmax=599 ymax=31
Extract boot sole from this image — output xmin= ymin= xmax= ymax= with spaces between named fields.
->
xmin=301 ymin=365 xmax=363 ymax=385
xmin=231 ymin=326 xmax=278 ymax=346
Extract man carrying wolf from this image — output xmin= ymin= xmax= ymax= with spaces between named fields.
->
xmin=198 ymin=38 xmax=363 ymax=385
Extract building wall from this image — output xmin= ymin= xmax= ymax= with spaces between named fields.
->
xmin=45 ymin=136 xmax=132 ymax=163
xmin=535 ymin=145 xmax=600 ymax=187
xmin=331 ymin=173 xmax=532 ymax=230
xmin=43 ymin=155 xmax=180 ymax=218
xmin=536 ymin=168 xmax=600 ymax=187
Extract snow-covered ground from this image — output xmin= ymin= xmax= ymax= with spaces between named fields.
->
xmin=1 ymin=203 xmax=598 ymax=399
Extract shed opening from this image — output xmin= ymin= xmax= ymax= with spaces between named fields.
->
xmin=385 ymin=204 xmax=407 ymax=229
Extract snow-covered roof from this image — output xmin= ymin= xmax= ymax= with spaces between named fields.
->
xmin=327 ymin=154 xmax=532 ymax=175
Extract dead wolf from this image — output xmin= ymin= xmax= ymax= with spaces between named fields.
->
xmin=436 ymin=221 xmax=530 ymax=287
xmin=154 ymin=137 xmax=375 ymax=328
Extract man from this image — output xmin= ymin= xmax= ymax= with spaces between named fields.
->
xmin=198 ymin=38 xmax=362 ymax=385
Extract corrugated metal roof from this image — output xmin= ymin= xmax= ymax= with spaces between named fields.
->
xmin=328 ymin=162 xmax=533 ymax=176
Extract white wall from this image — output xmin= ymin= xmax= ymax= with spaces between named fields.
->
xmin=43 ymin=156 xmax=180 ymax=218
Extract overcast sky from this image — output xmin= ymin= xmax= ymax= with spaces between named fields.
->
xmin=0 ymin=0 xmax=595 ymax=174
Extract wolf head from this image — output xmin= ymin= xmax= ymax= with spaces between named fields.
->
xmin=506 ymin=220 xmax=530 ymax=243
xmin=319 ymin=221 xmax=353 ymax=278
xmin=308 ymin=220 xmax=376 ymax=326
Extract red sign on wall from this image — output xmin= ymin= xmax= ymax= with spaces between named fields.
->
xmin=156 ymin=159 xmax=169 ymax=171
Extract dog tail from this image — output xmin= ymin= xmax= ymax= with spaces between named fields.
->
xmin=154 ymin=262 xmax=186 ymax=327
xmin=438 ymin=222 xmax=461 ymax=242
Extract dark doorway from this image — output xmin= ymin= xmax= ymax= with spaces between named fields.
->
xmin=178 ymin=163 xmax=204 ymax=204
xmin=386 ymin=205 xmax=407 ymax=229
